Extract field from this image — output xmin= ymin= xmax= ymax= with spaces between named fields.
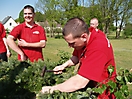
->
xmin=111 ymin=39 xmax=132 ymax=70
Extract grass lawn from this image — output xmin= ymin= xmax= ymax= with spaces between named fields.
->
xmin=110 ymin=39 xmax=132 ymax=92
xmin=110 ymin=39 xmax=132 ymax=71
xmin=43 ymin=37 xmax=73 ymax=62
xmin=44 ymin=37 xmax=132 ymax=71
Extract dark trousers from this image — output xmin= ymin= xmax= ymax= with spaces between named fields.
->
xmin=0 ymin=52 xmax=7 ymax=62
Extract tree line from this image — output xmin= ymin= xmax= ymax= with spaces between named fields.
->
xmin=16 ymin=0 xmax=132 ymax=38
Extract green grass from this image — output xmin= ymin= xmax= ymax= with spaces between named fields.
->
xmin=43 ymin=37 xmax=73 ymax=62
xmin=43 ymin=38 xmax=132 ymax=71
xmin=110 ymin=39 xmax=132 ymax=71
xmin=110 ymin=39 xmax=132 ymax=92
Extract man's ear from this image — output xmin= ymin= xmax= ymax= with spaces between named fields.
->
xmin=97 ymin=23 xmax=99 ymax=27
xmin=81 ymin=33 xmax=87 ymax=42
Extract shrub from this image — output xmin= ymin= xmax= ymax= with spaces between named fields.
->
xmin=0 ymin=51 xmax=132 ymax=99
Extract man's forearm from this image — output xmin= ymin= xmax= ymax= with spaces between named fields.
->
xmin=51 ymin=74 xmax=89 ymax=92
xmin=7 ymin=37 xmax=23 ymax=55
xmin=3 ymin=38 xmax=10 ymax=52
xmin=26 ymin=41 xmax=46 ymax=48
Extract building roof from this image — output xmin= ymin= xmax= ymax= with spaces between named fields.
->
xmin=1 ymin=16 xmax=12 ymax=25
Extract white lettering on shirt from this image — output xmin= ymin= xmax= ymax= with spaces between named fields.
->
xmin=106 ymin=38 xmax=110 ymax=48
xmin=33 ymin=31 xmax=39 ymax=34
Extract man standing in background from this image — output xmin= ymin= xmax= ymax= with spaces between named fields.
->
xmin=0 ymin=23 xmax=11 ymax=62
xmin=90 ymin=18 xmax=99 ymax=31
xmin=7 ymin=5 xmax=47 ymax=62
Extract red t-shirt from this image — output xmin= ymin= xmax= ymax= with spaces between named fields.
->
xmin=9 ymin=22 xmax=47 ymax=62
xmin=0 ymin=23 xmax=6 ymax=53
xmin=73 ymin=28 xmax=116 ymax=98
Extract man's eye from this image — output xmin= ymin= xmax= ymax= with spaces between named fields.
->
xmin=24 ymin=13 xmax=33 ymax=15
xmin=90 ymin=23 xmax=94 ymax=25
xmin=69 ymin=42 xmax=75 ymax=45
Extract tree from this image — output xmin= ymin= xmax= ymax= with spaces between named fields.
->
xmin=35 ymin=11 xmax=45 ymax=22
xmin=19 ymin=10 xmax=24 ymax=23
xmin=35 ymin=0 xmax=132 ymax=38
xmin=115 ymin=0 xmax=132 ymax=38
xmin=123 ymin=23 xmax=132 ymax=38
xmin=35 ymin=0 xmax=62 ymax=37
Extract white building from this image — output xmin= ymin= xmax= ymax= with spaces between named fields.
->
xmin=2 ymin=16 xmax=18 ymax=31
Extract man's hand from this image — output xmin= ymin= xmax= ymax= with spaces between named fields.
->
xmin=41 ymin=86 xmax=53 ymax=94
xmin=53 ymin=65 xmax=65 ymax=74
xmin=130 ymin=69 xmax=132 ymax=72
xmin=20 ymin=53 xmax=27 ymax=61
xmin=6 ymin=51 xmax=11 ymax=58
xmin=18 ymin=39 xmax=28 ymax=47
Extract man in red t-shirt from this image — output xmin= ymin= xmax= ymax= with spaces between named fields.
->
xmin=41 ymin=17 xmax=116 ymax=99
xmin=90 ymin=18 xmax=99 ymax=31
xmin=0 ymin=23 xmax=11 ymax=61
xmin=90 ymin=18 xmax=105 ymax=34
xmin=7 ymin=5 xmax=47 ymax=62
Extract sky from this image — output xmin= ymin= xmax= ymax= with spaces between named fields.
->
xmin=0 ymin=0 xmax=38 ymax=21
